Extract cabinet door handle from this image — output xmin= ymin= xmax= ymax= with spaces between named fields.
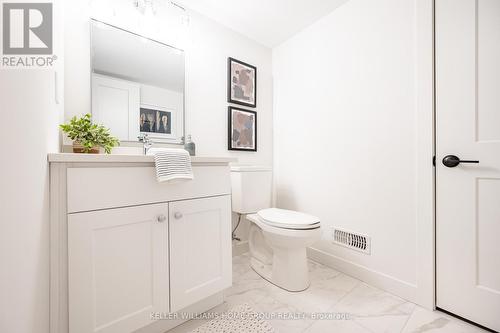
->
xmin=157 ymin=214 xmax=167 ymax=223
xmin=174 ymin=212 xmax=183 ymax=219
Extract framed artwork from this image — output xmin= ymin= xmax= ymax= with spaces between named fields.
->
xmin=139 ymin=107 xmax=172 ymax=134
xmin=228 ymin=107 xmax=257 ymax=152
xmin=139 ymin=104 xmax=178 ymax=142
xmin=228 ymin=57 xmax=257 ymax=108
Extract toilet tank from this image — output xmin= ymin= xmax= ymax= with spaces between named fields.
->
xmin=231 ymin=166 xmax=273 ymax=214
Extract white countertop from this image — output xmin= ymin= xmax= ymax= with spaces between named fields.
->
xmin=48 ymin=153 xmax=237 ymax=164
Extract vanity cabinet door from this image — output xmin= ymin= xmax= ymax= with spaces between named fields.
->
xmin=169 ymin=195 xmax=232 ymax=312
xmin=68 ymin=203 xmax=169 ymax=333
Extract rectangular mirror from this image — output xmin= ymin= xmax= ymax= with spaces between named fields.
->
xmin=91 ymin=19 xmax=185 ymax=144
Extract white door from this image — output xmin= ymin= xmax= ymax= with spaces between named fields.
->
xmin=436 ymin=0 xmax=500 ymax=331
xmin=68 ymin=203 xmax=169 ymax=333
xmin=169 ymin=195 xmax=232 ymax=312
xmin=92 ymin=74 xmax=140 ymax=141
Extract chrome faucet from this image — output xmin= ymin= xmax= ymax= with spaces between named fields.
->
xmin=138 ymin=133 xmax=153 ymax=155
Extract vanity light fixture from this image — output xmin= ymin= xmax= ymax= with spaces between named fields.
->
xmin=133 ymin=0 xmax=187 ymax=17
xmin=133 ymin=0 xmax=190 ymax=46
xmin=133 ymin=0 xmax=156 ymax=35
xmin=133 ymin=0 xmax=155 ymax=16
xmin=171 ymin=1 xmax=190 ymax=27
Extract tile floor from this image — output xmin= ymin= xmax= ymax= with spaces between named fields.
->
xmin=170 ymin=253 xmax=489 ymax=333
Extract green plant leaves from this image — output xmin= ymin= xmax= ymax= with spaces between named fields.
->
xmin=59 ymin=113 xmax=120 ymax=154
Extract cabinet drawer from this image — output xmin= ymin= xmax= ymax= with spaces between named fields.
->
xmin=67 ymin=165 xmax=231 ymax=213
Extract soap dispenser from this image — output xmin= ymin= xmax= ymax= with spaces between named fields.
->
xmin=184 ymin=134 xmax=196 ymax=156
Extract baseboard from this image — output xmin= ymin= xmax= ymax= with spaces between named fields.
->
xmin=307 ymin=247 xmax=418 ymax=303
xmin=232 ymin=240 xmax=249 ymax=257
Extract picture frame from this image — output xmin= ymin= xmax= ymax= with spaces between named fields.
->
xmin=228 ymin=106 xmax=257 ymax=152
xmin=227 ymin=57 xmax=257 ymax=108
xmin=139 ymin=104 xmax=177 ymax=141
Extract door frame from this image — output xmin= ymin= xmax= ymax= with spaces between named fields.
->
xmin=415 ymin=0 xmax=436 ymax=310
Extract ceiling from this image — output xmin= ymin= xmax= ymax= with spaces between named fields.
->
xmin=181 ymin=0 xmax=350 ymax=48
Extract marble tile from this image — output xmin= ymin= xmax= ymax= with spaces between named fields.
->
xmin=261 ymin=270 xmax=360 ymax=314
xmin=326 ymin=282 xmax=416 ymax=333
xmin=305 ymin=318 xmax=373 ymax=333
xmin=166 ymin=302 xmax=231 ymax=333
xmin=167 ymin=318 xmax=210 ymax=333
xmin=225 ymin=267 xmax=267 ymax=296
xmin=308 ymin=260 xmax=342 ymax=280
xmin=355 ymin=314 xmax=413 ymax=333
xmin=166 ymin=254 xmax=490 ymax=333
xmin=224 ymin=265 xmax=270 ymax=308
xmin=401 ymin=306 xmax=489 ymax=333
xmin=333 ymin=282 xmax=415 ymax=317
xmin=231 ymin=253 xmax=253 ymax=278
xmin=232 ymin=252 xmax=252 ymax=266
xmin=249 ymin=293 xmax=313 ymax=333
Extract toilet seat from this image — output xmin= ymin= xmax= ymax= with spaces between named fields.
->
xmin=257 ymin=208 xmax=320 ymax=230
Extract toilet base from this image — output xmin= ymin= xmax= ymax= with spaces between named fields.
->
xmin=246 ymin=213 xmax=321 ymax=292
xmin=250 ymin=257 xmax=273 ymax=284
xmin=250 ymin=250 xmax=311 ymax=292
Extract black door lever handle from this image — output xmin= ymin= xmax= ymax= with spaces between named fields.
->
xmin=442 ymin=155 xmax=479 ymax=168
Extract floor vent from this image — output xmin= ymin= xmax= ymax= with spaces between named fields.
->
xmin=332 ymin=228 xmax=371 ymax=254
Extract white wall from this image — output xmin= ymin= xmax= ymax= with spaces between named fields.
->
xmin=0 ymin=72 xmax=57 ymax=333
xmin=140 ymin=83 xmax=184 ymax=112
xmin=0 ymin=3 xmax=64 ymax=333
xmin=272 ymin=0 xmax=434 ymax=307
xmin=64 ymin=0 xmax=273 ymax=166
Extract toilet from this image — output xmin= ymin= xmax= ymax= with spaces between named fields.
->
xmin=231 ymin=166 xmax=321 ymax=292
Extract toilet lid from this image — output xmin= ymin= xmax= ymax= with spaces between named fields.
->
xmin=257 ymin=208 xmax=320 ymax=230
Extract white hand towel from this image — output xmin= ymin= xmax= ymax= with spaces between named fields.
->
xmin=148 ymin=148 xmax=194 ymax=183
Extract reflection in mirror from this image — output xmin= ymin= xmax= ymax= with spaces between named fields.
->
xmin=91 ymin=19 xmax=185 ymax=144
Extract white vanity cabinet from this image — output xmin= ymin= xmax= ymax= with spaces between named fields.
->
xmin=68 ymin=204 xmax=170 ymax=333
xmin=169 ymin=196 xmax=232 ymax=312
xmin=49 ymin=154 xmax=236 ymax=333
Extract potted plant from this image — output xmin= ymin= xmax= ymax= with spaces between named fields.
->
xmin=60 ymin=114 xmax=120 ymax=154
